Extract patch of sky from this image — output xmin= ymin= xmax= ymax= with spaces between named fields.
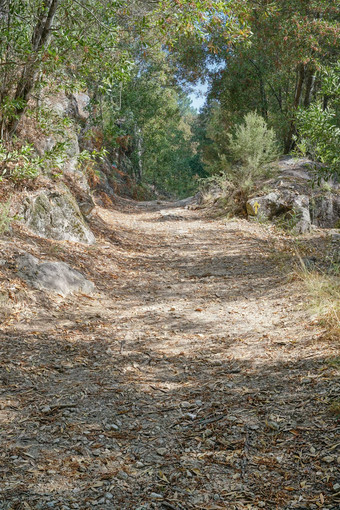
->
xmin=189 ymin=81 xmax=209 ymax=111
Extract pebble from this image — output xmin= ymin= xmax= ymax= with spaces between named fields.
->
xmin=227 ymin=416 xmax=238 ymax=422
xmin=322 ymin=455 xmax=334 ymax=463
xmin=258 ymin=503 xmax=266 ymax=508
xmin=156 ymin=448 xmax=167 ymax=456
xmin=181 ymin=401 xmax=191 ymax=408
xmin=212 ymin=360 xmax=222 ymax=366
xmin=150 ymin=493 xmax=163 ymax=499
xmin=333 ymin=483 xmax=340 ymax=491
xmin=204 ymin=429 xmax=213 ymax=437
xmin=106 ymin=424 xmax=119 ymax=431
xmin=184 ymin=412 xmax=197 ymax=420
xmin=105 ymin=493 xmax=114 ymax=500
xmin=135 ymin=461 xmax=145 ymax=468
xmin=42 ymin=405 xmax=52 ymax=413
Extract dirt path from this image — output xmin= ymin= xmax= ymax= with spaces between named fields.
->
xmin=1 ymin=200 xmax=339 ymax=510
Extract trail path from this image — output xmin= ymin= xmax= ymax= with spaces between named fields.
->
xmin=1 ymin=199 xmax=339 ymax=510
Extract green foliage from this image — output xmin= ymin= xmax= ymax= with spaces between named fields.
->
xmin=296 ymin=104 xmax=340 ymax=178
xmin=228 ymin=111 xmax=280 ymax=174
xmin=295 ymin=63 xmax=340 ymax=179
xmin=0 ymin=142 xmax=41 ymax=181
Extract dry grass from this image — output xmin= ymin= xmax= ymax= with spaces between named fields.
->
xmin=299 ymin=260 xmax=340 ymax=338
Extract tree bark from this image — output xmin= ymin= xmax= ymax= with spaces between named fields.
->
xmin=133 ymin=123 xmax=143 ymax=183
xmin=7 ymin=0 xmax=59 ymax=136
xmin=304 ymin=67 xmax=316 ymax=107
xmin=285 ymin=63 xmax=305 ymax=153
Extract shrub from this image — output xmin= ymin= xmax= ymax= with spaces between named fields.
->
xmin=296 ymin=104 xmax=340 ymax=179
xmin=295 ymin=62 xmax=340 ymax=179
xmin=0 ymin=142 xmax=41 ymax=181
xmin=227 ymin=111 xmax=280 ymax=180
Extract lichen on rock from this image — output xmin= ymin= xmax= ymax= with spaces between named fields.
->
xmin=22 ymin=186 xmax=95 ymax=244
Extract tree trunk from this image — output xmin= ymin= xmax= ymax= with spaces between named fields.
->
xmin=6 ymin=0 xmax=59 ymax=136
xmin=304 ymin=68 xmax=316 ymax=107
xmin=259 ymin=75 xmax=268 ymax=119
xmin=285 ymin=63 xmax=305 ymax=153
xmin=133 ymin=123 xmax=143 ymax=183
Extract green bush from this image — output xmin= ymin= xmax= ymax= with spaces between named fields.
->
xmin=0 ymin=142 xmax=41 ymax=181
xmin=227 ymin=111 xmax=280 ymax=180
xmin=296 ymin=104 xmax=340 ymax=179
xmin=295 ymin=62 xmax=340 ymax=179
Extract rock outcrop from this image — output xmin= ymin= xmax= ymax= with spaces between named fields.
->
xmin=22 ymin=187 xmax=96 ymax=244
xmin=246 ymin=157 xmax=340 ymax=233
xmin=17 ymin=253 xmax=95 ymax=296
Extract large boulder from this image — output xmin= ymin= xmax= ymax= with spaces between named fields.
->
xmin=311 ymin=193 xmax=340 ymax=228
xmin=41 ymin=90 xmax=90 ymax=122
xmin=17 ymin=253 xmax=94 ymax=296
xmin=247 ymin=190 xmax=311 ymax=233
xmin=37 ymin=90 xmax=91 ymax=192
xmin=22 ymin=188 xmax=96 ymax=244
xmin=246 ymin=157 xmax=339 ymax=233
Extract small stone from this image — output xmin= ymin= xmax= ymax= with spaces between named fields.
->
xmin=204 ymin=429 xmax=213 ymax=437
xmin=150 ymin=493 xmax=163 ymax=499
xmin=195 ymin=400 xmax=203 ymax=406
xmin=106 ymin=423 xmax=119 ymax=431
xmin=333 ymin=483 xmax=340 ymax=491
xmin=135 ymin=461 xmax=145 ymax=468
xmin=337 ymin=456 xmax=340 ymax=465
xmin=184 ymin=412 xmax=197 ymax=420
xmin=156 ymin=448 xmax=167 ymax=456
xmin=227 ymin=416 xmax=238 ymax=422
xmin=310 ymin=446 xmax=316 ymax=454
xmin=105 ymin=493 xmax=114 ymax=500
xmin=249 ymin=424 xmax=259 ymax=430
xmin=181 ymin=401 xmax=191 ymax=408
xmin=42 ymin=405 xmax=52 ymax=413
xmin=213 ymin=360 xmax=222 ymax=366
xmin=258 ymin=503 xmax=266 ymax=508
xmin=322 ymin=456 xmax=334 ymax=463
xmin=117 ymin=470 xmax=128 ymax=480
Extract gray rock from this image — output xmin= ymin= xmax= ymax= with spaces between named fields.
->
xmin=22 ymin=188 xmax=95 ymax=244
xmin=311 ymin=193 xmax=340 ymax=228
xmin=17 ymin=253 xmax=95 ymax=296
xmin=78 ymin=194 xmax=95 ymax=216
xmin=247 ymin=190 xmax=312 ymax=233
xmin=71 ymin=92 xmax=90 ymax=123
xmin=244 ymin=158 xmax=340 ymax=232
